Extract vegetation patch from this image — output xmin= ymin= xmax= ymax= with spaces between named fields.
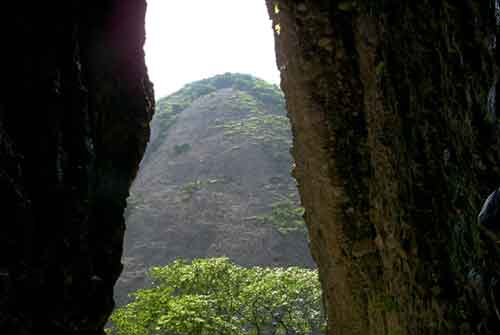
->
xmin=108 ymin=258 xmax=324 ymax=335
xmin=156 ymin=73 xmax=284 ymax=120
xmin=226 ymin=91 xmax=261 ymax=114
xmin=257 ymin=197 xmax=306 ymax=234
xmin=217 ymin=113 xmax=292 ymax=159
xmin=146 ymin=73 xmax=286 ymax=158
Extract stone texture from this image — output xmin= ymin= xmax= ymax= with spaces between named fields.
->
xmin=0 ymin=1 xmax=153 ymax=334
xmin=267 ymin=1 xmax=500 ymax=334
xmin=116 ymin=77 xmax=314 ymax=306
xmin=1 ymin=0 xmax=500 ymax=334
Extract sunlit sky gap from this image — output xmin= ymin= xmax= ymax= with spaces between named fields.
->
xmin=144 ymin=0 xmax=281 ymax=99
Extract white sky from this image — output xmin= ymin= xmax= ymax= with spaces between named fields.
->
xmin=144 ymin=0 xmax=281 ymax=99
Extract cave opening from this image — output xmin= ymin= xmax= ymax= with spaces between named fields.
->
xmin=110 ymin=1 xmax=323 ymax=334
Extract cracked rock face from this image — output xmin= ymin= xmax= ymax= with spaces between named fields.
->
xmin=0 ymin=1 xmax=153 ymax=334
xmin=267 ymin=1 xmax=500 ymax=334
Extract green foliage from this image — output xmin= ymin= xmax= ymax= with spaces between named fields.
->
xmin=258 ymin=198 xmax=307 ymax=234
xmin=216 ymin=98 xmax=292 ymax=161
xmin=229 ymin=91 xmax=261 ymax=113
xmin=147 ymin=73 xmax=286 ymax=158
xmin=204 ymin=73 xmax=285 ymax=113
xmin=156 ymin=73 xmax=284 ymax=120
xmin=108 ymin=258 xmax=325 ymax=335
xmin=220 ymin=114 xmax=291 ymax=142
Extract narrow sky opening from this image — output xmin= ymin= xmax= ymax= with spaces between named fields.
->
xmin=145 ymin=0 xmax=281 ymax=98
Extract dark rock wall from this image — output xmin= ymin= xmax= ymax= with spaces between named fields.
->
xmin=267 ymin=1 xmax=500 ymax=334
xmin=0 ymin=1 xmax=153 ymax=334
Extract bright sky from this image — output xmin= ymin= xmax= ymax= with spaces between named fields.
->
xmin=144 ymin=0 xmax=281 ymax=99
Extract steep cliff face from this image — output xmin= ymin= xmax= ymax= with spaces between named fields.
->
xmin=267 ymin=1 xmax=500 ymax=334
xmin=116 ymin=74 xmax=314 ymax=306
xmin=0 ymin=1 xmax=153 ymax=334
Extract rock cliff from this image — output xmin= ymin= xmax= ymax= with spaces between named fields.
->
xmin=267 ymin=1 xmax=500 ymax=334
xmin=0 ymin=1 xmax=153 ymax=334
xmin=115 ymin=73 xmax=314 ymax=306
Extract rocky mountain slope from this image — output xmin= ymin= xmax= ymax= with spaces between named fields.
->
xmin=115 ymin=73 xmax=314 ymax=305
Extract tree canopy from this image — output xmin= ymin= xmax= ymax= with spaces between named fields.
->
xmin=108 ymin=258 xmax=325 ymax=335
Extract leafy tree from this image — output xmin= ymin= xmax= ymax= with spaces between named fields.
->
xmin=108 ymin=258 xmax=325 ymax=335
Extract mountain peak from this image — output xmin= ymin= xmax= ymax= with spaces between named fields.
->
xmin=116 ymin=74 xmax=313 ymax=306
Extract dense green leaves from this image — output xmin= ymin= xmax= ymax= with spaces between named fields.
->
xmin=108 ymin=258 xmax=325 ymax=335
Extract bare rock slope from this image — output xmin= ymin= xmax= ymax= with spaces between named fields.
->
xmin=116 ymin=73 xmax=314 ymax=305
